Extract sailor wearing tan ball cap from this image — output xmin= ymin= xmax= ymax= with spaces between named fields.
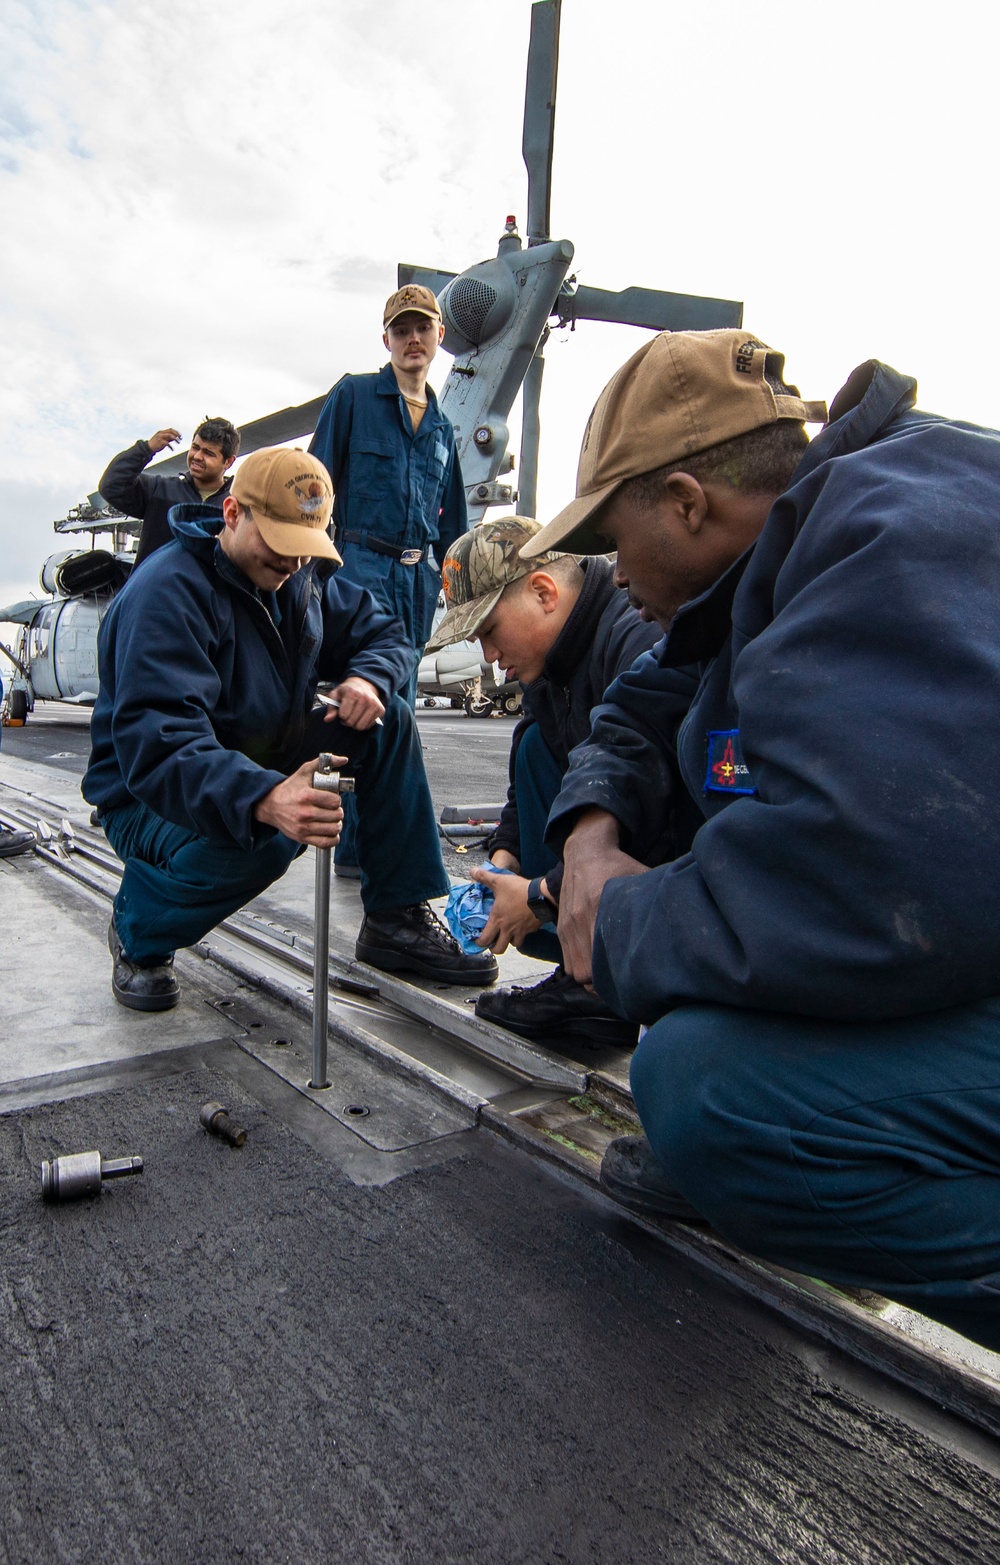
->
xmin=222 ymin=446 xmax=341 ymax=586
xmin=522 ymin=326 xmax=1000 ymax=1358
xmin=83 ymin=444 xmax=498 ymax=1013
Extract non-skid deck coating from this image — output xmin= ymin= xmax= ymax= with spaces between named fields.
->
xmin=2 ymin=1064 xmax=999 ymax=1565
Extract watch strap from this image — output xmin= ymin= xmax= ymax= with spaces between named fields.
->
xmin=526 ymin=876 xmax=553 ymax=922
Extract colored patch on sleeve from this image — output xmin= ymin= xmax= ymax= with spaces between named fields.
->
xmin=705 ymin=729 xmax=757 ymax=795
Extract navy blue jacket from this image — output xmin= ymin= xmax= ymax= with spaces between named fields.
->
xmin=488 ymin=556 xmax=664 ymax=865
xmin=308 ymin=363 xmax=466 ymax=648
xmin=99 ymin=440 xmax=233 ymax=567
xmin=549 ymin=362 xmax=1000 ymax=1024
xmin=83 ymin=506 xmax=414 ymax=851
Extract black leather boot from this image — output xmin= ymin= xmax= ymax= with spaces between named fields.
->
xmin=0 ymin=827 xmax=35 ymax=859
xmin=475 ymin=966 xmax=638 ymax=1047
xmin=108 ymin=919 xmax=179 ymax=1012
xmin=600 ymin=1135 xmax=709 ymax=1223
xmin=356 ymin=903 xmax=498 ymax=986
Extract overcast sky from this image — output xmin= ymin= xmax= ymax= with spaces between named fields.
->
xmin=2 ymin=0 xmax=998 ymax=628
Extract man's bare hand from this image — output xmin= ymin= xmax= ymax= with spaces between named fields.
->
xmin=471 ymin=866 xmax=550 ymax=954
xmin=559 ymin=808 xmax=649 ymax=986
xmin=148 ymin=428 xmax=181 ymax=453
xmin=324 ymin=676 xmax=385 ymax=731
xmin=253 ymin=756 xmax=349 ymax=846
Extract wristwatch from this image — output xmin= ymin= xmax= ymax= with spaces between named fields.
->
xmin=526 ymin=876 xmax=555 ymax=925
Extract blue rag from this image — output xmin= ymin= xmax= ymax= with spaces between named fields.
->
xmin=443 ymin=864 xmax=515 ymax=954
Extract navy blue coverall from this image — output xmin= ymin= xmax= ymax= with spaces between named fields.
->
xmin=308 ymin=362 xmax=467 ymax=680
xmin=83 ymin=507 xmax=449 ymax=964
xmin=309 ymin=361 xmax=467 ymax=866
xmin=548 ymin=361 xmax=1000 ymax=1351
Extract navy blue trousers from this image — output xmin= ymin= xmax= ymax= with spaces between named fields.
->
xmin=334 ymin=646 xmax=418 ymax=872
xmin=103 ymin=695 xmax=450 ymax=966
xmin=507 ymin=724 xmax=563 ymax=965
xmin=631 ymin=999 xmax=1000 ymax=1352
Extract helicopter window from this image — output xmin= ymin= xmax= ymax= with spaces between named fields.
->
xmin=30 ymin=603 xmax=59 ymax=661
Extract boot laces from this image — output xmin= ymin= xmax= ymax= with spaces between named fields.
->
xmin=510 ymin=965 xmax=572 ymax=999
xmin=402 ymin=903 xmax=459 ymax=951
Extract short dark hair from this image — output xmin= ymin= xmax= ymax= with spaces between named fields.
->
xmin=508 ymin=555 xmax=583 ymax=599
xmin=622 ymin=358 xmax=809 ymax=510
xmin=195 ymin=416 xmax=240 ymax=462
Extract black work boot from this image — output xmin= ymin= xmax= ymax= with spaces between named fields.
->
xmin=475 ymin=966 xmax=639 ymax=1048
xmin=0 ymin=827 xmax=35 ymax=859
xmin=108 ymin=918 xmax=179 ymax=1012
xmin=599 ymin=1135 xmax=709 ymax=1224
xmin=356 ymin=903 xmax=498 ymax=986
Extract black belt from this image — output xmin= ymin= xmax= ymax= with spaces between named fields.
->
xmin=342 ymin=530 xmax=425 ymax=565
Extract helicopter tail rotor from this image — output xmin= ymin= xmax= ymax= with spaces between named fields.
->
xmin=522 ymin=0 xmax=560 ymax=245
xmin=560 ymin=282 xmax=743 ymax=333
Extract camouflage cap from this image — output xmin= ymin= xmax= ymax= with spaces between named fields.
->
xmin=425 ymin=517 xmax=569 ymax=652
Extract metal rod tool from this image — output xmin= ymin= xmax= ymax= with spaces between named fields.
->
xmin=41 ymin=1150 xmax=144 ymax=1202
xmin=310 ymin=753 xmax=355 ymax=1090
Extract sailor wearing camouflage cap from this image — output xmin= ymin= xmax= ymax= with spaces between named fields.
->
xmin=429 ymin=515 xmax=663 ymax=1048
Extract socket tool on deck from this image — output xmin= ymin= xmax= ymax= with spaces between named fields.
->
xmin=311 ymin=752 xmax=355 ymax=1090
xmin=41 ymin=1150 xmax=144 ymax=1202
xmin=200 ymin=1102 xmax=248 ymax=1147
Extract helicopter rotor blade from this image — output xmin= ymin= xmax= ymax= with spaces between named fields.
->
xmin=150 ymin=395 xmax=331 ymax=476
xmin=397 ymin=263 xmax=457 ymax=296
xmin=558 ymin=283 xmax=743 ymax=333
xmin=522 ymin=0 xmax=561 ymax=245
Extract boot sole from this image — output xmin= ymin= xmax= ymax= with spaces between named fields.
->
xmin=112 ymin=978 xmax=180 ymax=1012
xmin=356 ymin=939 xmax=498 ymax=987
xmin=598 ymin=1168 xmax=710 ymax=1224
xmin=474 ymin=1009 xmax=637 ymax=1047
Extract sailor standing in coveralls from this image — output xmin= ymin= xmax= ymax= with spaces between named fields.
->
xmin=308 ymin=284 xmax=467 ymax=876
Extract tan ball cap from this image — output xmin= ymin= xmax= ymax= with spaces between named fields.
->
xmin=231 ymin=447 xmax=341 ymax=562
xmin=521 ymin=330 xmax=828 ymax=558
xmin=383 ymin=284 xmax=442 ymax=329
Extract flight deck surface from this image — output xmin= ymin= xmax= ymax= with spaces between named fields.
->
xmin=2 ymin=706 xmax=1000 ymax=1563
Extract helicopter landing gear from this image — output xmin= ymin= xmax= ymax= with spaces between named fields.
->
xmin=2 ymin=687 xmax=29 ymax=725
xmin=499 ymin=690 xmax=522 ymax=716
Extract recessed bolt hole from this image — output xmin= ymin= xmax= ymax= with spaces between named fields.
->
xmin=272 ymin=1037 xmax=291 ymax=1047
xmin=218 ymin=1000 xmax=234 ymax=1008
xmin=248 ymin=1021 xmax=262 ymax=1029
xmin=344 ymin=1104 xmax=370 ymax=1118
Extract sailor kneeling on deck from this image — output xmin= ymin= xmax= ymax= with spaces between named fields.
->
xmin=524 ymin=328 xmax=1000 ymax=1355
xmin=423 ymin=515 xmax=662 ymax=1049
xmin=83 ymin=446 xmax=497 ymax=1012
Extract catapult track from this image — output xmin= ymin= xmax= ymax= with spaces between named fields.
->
xmin=3 ymin=776 xmax=1000 ymax=1445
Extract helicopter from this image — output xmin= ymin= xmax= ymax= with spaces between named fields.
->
xmin=0 ymin=498 xmax=137 ymax=723
xmin=0 ymin=0 xmax=742 ymax=726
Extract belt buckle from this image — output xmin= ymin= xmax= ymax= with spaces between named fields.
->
xmin=399 ymin=548 xmax=422 ymax=566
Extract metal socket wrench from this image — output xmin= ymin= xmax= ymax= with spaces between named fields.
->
xmin=41 ymin=1150 xmax=144 ymax=1202
xmin=200 ymin=1102 xmax=247 ymax=1147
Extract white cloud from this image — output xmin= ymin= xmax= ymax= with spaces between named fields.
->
xmin=2 ymin=0 xmax=999 ymax=628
